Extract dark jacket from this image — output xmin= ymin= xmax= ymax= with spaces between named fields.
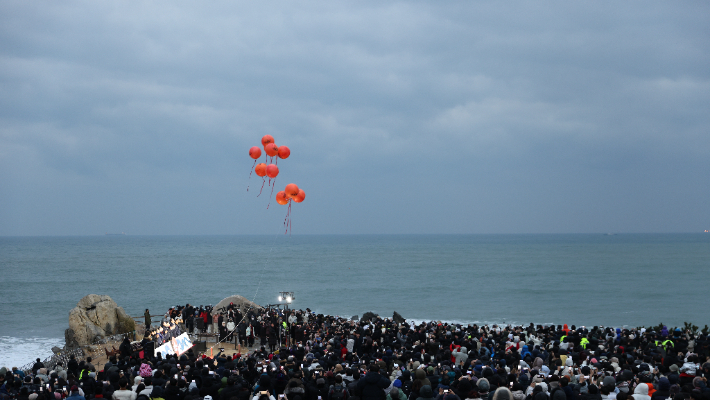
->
xmin=357 ymin=372 xmax=390 ymax=400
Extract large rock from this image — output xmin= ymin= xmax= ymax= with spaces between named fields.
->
xmin=393 ymin=311 xmax=405 ymax=324
xmin=65 ymin=294 xmax=135 ymax=348
xmin=214 ymin=295 xmax=262 ymax=315
xmin=361 ymin=311 xmax=378 ymax=322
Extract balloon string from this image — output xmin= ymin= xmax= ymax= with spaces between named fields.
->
xmin=247 ymin=160 xmax=256 ymax=191
xmin=257 ymin=177 xmax=265 ymax=197
xmin=284 ymin=201 xmax=292 ymax=235
xmin=267 ymin=179 xmax=276 ymax=209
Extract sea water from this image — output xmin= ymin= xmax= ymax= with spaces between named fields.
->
xmin=1 ymin=234 xmax=709 ymax=367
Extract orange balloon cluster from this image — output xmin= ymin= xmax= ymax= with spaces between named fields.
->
xmin=276 ymin=183 xmax=306 ymax=205
xmin=248 ymin=135 xmax=291 ymax=180
xmin=246 ymin=135 xmax=306 ymax=234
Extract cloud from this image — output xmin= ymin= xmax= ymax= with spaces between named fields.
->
xmin=1 ymin=1 xmax=709 ymax=234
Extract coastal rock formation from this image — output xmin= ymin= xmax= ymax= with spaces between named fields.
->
xmin=361 ymin=311 xmax=378 ymax=322
xmin=65 ymin=294 xmax=135 ymax=348
xmin=393 ymin=311 xmax=405 ymax=324
xmin=214 ymin=295 xmax=262 ymax=314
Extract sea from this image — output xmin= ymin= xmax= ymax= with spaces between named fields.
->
xmin=1 ymin=234 xmax=709 ymax=368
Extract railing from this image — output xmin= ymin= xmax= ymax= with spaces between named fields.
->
xmin=18 ymin=347 xmax=85 ymax=375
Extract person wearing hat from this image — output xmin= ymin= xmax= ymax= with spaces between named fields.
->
xmin=131 ymin=377 xmax=143 ymax=393
xmin=416 ymin=385 xmax=435 ymax=400
xmin=67 ymin=385 xmax=86 ymax=400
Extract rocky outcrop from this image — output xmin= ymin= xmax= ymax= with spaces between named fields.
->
xmin=65 ymin=294 xmax=135 ymax=348
xmin=393 ymin=311 xmax=405 ymax=324
xmin=214 ymin=295 xmax=262 ymax=315
xmin=361 ymin=311 xmax=378 ymax=322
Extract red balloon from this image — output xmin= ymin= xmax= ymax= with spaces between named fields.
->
xmin=249 ymin=146 xmax=262 ymax=159
xmin=254 ymin=163 xmax=267 ymax=177
xmin=277 ymin=145 xmax=290 ymax=159
xmin=284 ymin=183 xmax=299 ymax=198
xmin=266 ymin=164 xmax=279 ymax=178
xmin=261 ymin=135 xmax=274 ymax=147
xmin=265 ymin=143 xmax=279 ymax=157
xmin=293 ymin=189 xmax=306 ymax=203
xmin=275 ymin=191 xmax=290 ymax=205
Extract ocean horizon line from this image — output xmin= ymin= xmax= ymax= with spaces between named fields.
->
xmin=1 ymin=231 xmax=707 ymax=238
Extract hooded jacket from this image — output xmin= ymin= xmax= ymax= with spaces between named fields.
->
xmin=413 ymin=370 xmax=431 ymax=389
xmin=415 ymin=385 xmax=434 ymax=400
xmin=633 ymin=384 xmax=651 ymax=400
xmin=357 ymin=372 xmax=391 ymax=400
xmin=492 ymin=388 xmax=513 ymax=400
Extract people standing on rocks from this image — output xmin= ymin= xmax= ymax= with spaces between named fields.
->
xmin=144 ymin=309 xmax=151 ymax=329
xmin=199 ymin=308 xmax=209 ymax=334
xmin=212 ymin=312 xmax=220 ymax=335
xmin=196 ymin=307 xmax=205 ymax=333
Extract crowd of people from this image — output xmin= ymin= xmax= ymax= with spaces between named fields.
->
xmin=3 ymin=305 xmax=710 ymax=400
xmin=159 ymin=303 xmax=279 ymax=349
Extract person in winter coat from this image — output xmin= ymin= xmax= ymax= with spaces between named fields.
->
xmin=510 ymin=384 xmax=525 ymax=400
xmin=632 ymin=384 xmax=651 ymax=400
xmin=475 ymin=379 xmax=489 ymax=400
xmin=387 ymin=387 xmax=406 ymax=400
xmin=414 ymin=370 xmax=432 ymax=390
xmin=492 ymin=388 xmax=513 ymax=400
xmin=132 ymin=377 xmax=143 ymax=393
xmin=452 ymin=348 xmax=468 ymax=367
xmin=580 ymin=385 xmax=601 ymax=400
xmin=416 ymin=386 xmax=435 ymax=400
xmin=329 ymin=375 xmax=349 ymax=400
xmin=550 ymin=388 xmax=565 ymax=400
xmin=347 ymin=371 xmax=361 ymax=396
xmin=66 ymin=386 xmax=86 ymax=400
xmin=112 ymin=379 xmax=136 ymax=400
xmin=519 ymin=346 xmax=532 ymax=361
xmin=284 ymin=381 xmax=305 ymax=400
xmin=651 ymin=376 xmax=671 ymax=400
xmin=357 ymin=365 xmax=391 ymax=400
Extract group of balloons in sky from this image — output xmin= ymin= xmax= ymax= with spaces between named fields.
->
xmin=248 ymin=135 xmax=305 ymax=233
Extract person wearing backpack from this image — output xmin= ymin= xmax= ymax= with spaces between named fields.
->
xmin=329 ymin=376 xmax=349 ymax=400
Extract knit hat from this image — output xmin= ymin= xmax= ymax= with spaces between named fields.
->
xmin=393 ymin=380 xmax=402 ymax=388
xmin=669 ymin=364 xmax=679 ymax=373
xmin=477 ymin=378 xmax=490 ymax=392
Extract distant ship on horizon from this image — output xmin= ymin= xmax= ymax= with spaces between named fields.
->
xmin=105 ymin=232 xmax=126 ymax=236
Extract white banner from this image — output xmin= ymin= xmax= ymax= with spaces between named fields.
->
xmin=154 ymin=333 xmax=193 ymax=357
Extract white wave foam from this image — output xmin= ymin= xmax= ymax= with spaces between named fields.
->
xmin=0 ymin=336 xmax=65 ymax=369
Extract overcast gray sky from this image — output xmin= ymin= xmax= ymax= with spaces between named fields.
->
xmin=1 ymin=1 xmax=708 ymax=235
